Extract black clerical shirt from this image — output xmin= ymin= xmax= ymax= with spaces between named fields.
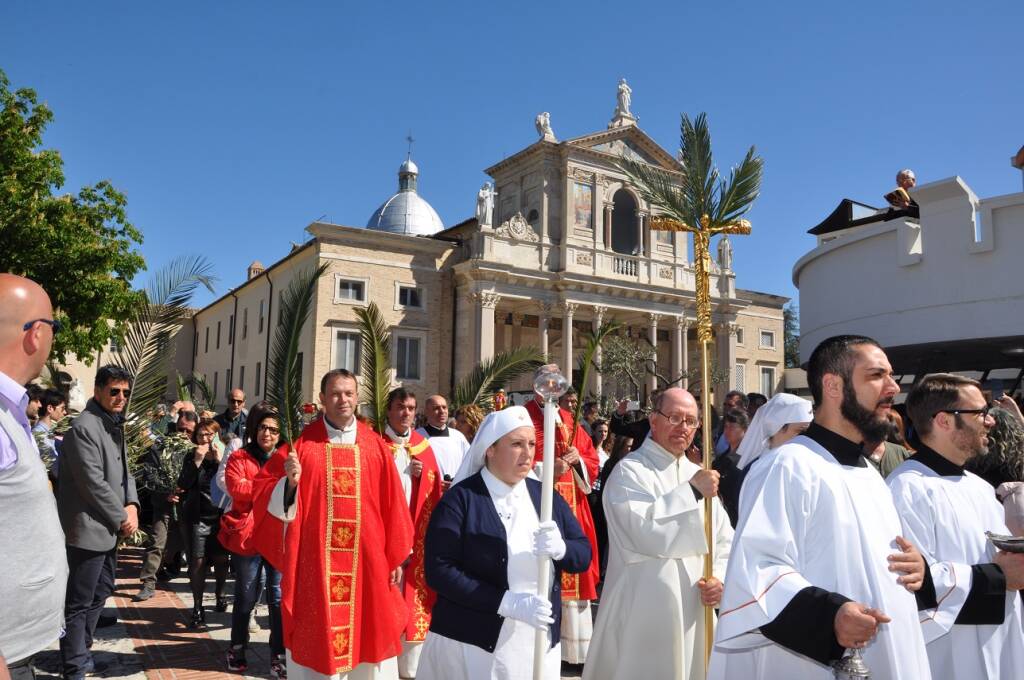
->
xmin=758 ymin=422 xmax=937 ymax=664
xmin=899 ymin=442 xmax=1008 ymax=625
xmin=423 ymin=424 xmax=448 ymax=437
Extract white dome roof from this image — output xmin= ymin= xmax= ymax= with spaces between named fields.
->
xmin=366 ymin=156 xmax=444 ymax=236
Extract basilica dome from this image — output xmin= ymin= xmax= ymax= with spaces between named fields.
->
xmin=366 ymin=157 xmax=444 ymax=236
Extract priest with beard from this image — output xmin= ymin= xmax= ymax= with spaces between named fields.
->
xmin=381 ymin=388 xmax=443 ymax=679
xmin=887 ymin=373 xmax=1024 ymax=679
xmin=710 ymin=335 xmax=934 ymax=680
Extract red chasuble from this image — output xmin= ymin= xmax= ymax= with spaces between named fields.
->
xmin=251 ymin=419 xmax=413 ymax=676
xmin=525 ymin=398 xmax=600 ymax=601
xmin=385 ymin=430 xmax=442 ymax=643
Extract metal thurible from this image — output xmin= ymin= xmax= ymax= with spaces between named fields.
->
xmin=832 ymin=649 xmax=871 ymax=679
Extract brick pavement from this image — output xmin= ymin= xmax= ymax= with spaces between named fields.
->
xmin=31 ymin=548 xmax=583 ymax=679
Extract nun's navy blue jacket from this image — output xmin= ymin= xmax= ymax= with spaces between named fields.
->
xmin=423 ymin=471 xmax=592 ymax=652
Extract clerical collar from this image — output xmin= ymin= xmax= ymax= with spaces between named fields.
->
xmin=910 ymin=442 xmax=965 ymax=477
xmin=424 ymin=424 xmax=448 ymax=437
xmin=323 ymin=416 xmax=356 ymax=435
xmin=385 ymin=425 xmax=411 ymax=445
xmin=804 ymin=422 xmax=867 ymax=468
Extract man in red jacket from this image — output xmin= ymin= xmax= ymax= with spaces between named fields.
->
xmin=251 ymin=369 xmax=413 ymax=680
xmin=525 ymin=364 xmax=601 ymax=669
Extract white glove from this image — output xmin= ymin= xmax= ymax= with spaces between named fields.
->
xmin=497 ymin=591 xmax=554 ymax=629
xmin=533 ymin=520 xmax=567 ymax=560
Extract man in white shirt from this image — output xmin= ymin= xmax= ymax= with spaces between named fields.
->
xmin=415 ymin=394 xmax=469 ymax=486
xmin=888 ymin=373 xmax=1024 ymax=679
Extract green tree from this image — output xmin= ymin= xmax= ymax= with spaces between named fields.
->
xmin=0 ymin=68 xmax=146 ymax=364
xmin=784 ymin=303 xmax=800 ymax=368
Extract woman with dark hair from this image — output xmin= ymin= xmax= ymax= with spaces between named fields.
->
xmin=220 ymin=401 xmax=286 ymax=675
xmin=177 ymin=417 xmax=229 ymax=628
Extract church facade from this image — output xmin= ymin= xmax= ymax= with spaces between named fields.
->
xmin=183 ymin=86 xmax=787 ymax=411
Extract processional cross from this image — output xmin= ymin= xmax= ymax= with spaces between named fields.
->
xmin=650 ymin=213 xmax=751 ymax=667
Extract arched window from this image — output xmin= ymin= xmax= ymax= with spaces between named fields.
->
xmin=611 ymin=190 xmax=639 ymax=255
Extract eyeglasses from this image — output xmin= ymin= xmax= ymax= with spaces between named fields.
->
xmin=23 ymin=318 xmax=63 ymax=333
xmin=655 ymin=410 xmax=699 ymax=429
xmin=109 ymin=388 xmax=131 ymax=398
xmin=257 ymin=425 xmax=280 ymax=435
xmin=935 ymin=406 xmax=991 ymax=419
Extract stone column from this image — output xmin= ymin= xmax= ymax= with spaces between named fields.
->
xmin=537 ymin=302 xmax=551 ymax=359
xmin=647 ymin=312 xmax=661 ymax=397
xmin=561 ymin=302 xmax=578 ymax=384
xmin=511 ymin=312 xmax=524 ymax=350
xmin=591 ymin=305 xmax=607 ymax=399
xmin=636 ymin=211 xmax=645 ymax=257
xmin=671 ymin=316 xmax=685 ymax=387
xmin=475 ymin=292 xmax=500 ymax=364
xmin=603 ymin=203 xmax=614 ymax=251
xmin=639 ymin=211 xmax=649 ymax=258
xmin=681 ymin=317 xmax=690 ymax=390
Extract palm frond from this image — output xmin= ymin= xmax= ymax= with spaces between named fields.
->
xmin=116 ymin=255 xmax=216 ymax=472
xmin=715 ymin=146 xmax=763 ymax=225
xmin=175 ymin=372 xmax=190 ymax=402
xmin=451 ymin=346 xmax=545 ymax=412
xmin=570 ymin=321 xmax=622 ymax=432
xmin=187 ymin=372 xmax=215 ymax=412
xmin=265 ymin=263 xmax=328 ymax=445
xmin=354 ymin=302 xmax=392 ymax=434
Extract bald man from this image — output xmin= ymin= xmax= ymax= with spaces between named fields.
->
xmin=415 ymin=395 xmax=469 ymax=483
xmin=0 ymin=274 xmax=69 ymax=680
xmin=586 ymin=388 xmax=733 ymax=680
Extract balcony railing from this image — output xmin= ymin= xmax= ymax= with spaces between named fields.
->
xmin=612 ymin=255 xmax=638 ymax=277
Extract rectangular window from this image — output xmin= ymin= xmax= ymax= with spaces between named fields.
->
xmin=397 ymin=285 xmax=423 ymax=309
xmin=213 ymin=371 xmax=219 ymax=401
xmin=255 ymin=362 xmax=262 ymax=396
xmin=760 ymin=366 xmax=776 ymax=397
xmin=109 ymin=335 xmax=121 ymax=353
xmin=243 ymin=308 xmax=248 ymax=339
xmin=334 ymin=330 xmax=362 ymax=373
xmin=225 ymin=369 xmax=232 ymax=397
xmin=259 ymin=300 xmax=265 ymax=334
xmin=228 ymin=315 xmax=235 ymax=345
xmin=760 ymin=330 xmax=776 ymax=349
xmin=193 ymin=332 xmax=198 ymax=357
xmin=216 ymin=321 xmax=221 ymax=350
xmin=239 ymin=365 xmax=245 ymax=392
xmin=205 ymin=326 xmax=210 ymax=353
xmin=396 ymin=336 xmax=421 ymax=381
xmin=337 ymin=279 xmax=366 ymax=302
xmin=735 ymin=363 xmax=745 ymax=392
xmin=735 ymin=327 xmax=744 ymax=345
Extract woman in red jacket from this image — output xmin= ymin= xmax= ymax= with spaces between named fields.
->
xmin=219 ymin=402 xmax=286 ymax=677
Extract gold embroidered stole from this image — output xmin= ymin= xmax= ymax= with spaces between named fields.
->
xmin=325 ymin=442 xmax=360 ymax=672
xmin=407 ymin=465 xmax=438 ymax=641
xmin=554 ymin=416 xmax=583 ymax=600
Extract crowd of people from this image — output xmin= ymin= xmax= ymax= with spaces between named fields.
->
xmin=3 ymin=270 xmax=1024 ymax=680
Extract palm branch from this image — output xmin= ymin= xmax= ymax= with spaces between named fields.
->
xmin=451 ymin=346 xmax=545 ymax=412
xmin=187 ymin=371 xmax=215 ymax=412
xmin=265 ymin=263 xmax=328 ymax=447
xmin=620 ymin=112 xmax=762 ymax=232
xmin=354 ymin=302 xmax=392 ymax=434
xmin=115 ymin=254 xmax=216 ymax=471
xmin=570 ymin=321 xmax=621 ymax=433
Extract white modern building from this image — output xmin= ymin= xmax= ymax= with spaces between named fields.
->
xmin=794 ymin=171 xmax=1024 ymax=395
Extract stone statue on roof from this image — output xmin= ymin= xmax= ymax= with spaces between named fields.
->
xmin=535 ymin=112 xmax=555 ymax=142
xmin=476 ymin=182 xmax=497 ymax=227
xmin=616 ymin=78 xmax=632 ymax=117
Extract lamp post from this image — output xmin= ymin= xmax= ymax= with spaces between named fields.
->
xmin=532 ymin=366 xmax=569 ymax=680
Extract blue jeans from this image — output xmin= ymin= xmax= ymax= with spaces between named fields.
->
xmin=230 ymin=554 xmax=283 ymax=654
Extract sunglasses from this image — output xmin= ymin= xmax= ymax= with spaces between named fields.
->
xmin=23 ymin=318 xmax=63 ymax=333
xmin=257 ymin=425 xmax=280 ymax=435
xmin=109 ymin=388 xmax=132 ymax=398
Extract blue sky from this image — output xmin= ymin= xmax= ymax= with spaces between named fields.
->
xmin=2 ymin=1 xmax=1021 ymax=310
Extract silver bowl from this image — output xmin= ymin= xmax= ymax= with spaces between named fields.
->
xmin=986 ymin=531 xmax=1024 ymax=553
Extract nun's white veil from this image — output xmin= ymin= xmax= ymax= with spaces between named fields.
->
xmin=736 ymin=393 xmax=814 ymax=470
xmin=451 ymin=406 xmax=535 ymax=484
